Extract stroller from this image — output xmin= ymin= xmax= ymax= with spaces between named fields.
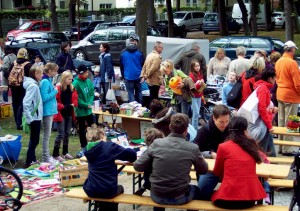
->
xmin=200 ymin=87 xmax=221 ymax=123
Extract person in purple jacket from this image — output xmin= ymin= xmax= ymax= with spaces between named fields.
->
xmin=83 ymin=124 xmax=137 ymax=210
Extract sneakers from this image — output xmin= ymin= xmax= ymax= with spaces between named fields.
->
xmin=24 ymin=160 xmax=40 ymax=168
xmin=63 ymin=153 xmax=73 ymax=160
xmin=48 ymin=157 xmax=60 ymax=165
xmin=53 ymin=156 xmax=65 ymax=162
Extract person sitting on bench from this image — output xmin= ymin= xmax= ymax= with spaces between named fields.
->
xmin=83 ymin=124 xmax=137 ymax=211
xmin=134 ymin=113 xmax=208 ymax=211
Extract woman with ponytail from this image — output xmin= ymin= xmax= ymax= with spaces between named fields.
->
xmin=212 ymin=116 xmax=266 ymax=209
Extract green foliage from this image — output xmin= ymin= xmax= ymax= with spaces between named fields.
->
xmin=98 ymin=8 xmax=136 ymax=16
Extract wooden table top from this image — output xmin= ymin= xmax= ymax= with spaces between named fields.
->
xmin=272 ymin=126 xmax=300 ymax=136
xmin=92 ymin=110 xmax=152 ymax=121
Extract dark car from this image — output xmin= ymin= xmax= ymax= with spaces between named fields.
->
xmin=209 ymin=36 xmax=285 ymax=59
xmin=156 ymin=20 xmax=187 ymax=38
xmin=121 ymin=15 xmax=136 ymax=25
xmin=202 ymin=12 xmax=240 ymax=35
xmin=94 ymin=22 xmax=131 ymax=31
xmin=70 ymin=26 xmax=160 ymax=64
xmin=64 ymin=20 xmax=105 ymax=40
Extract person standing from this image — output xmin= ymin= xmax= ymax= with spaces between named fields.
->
xmin=275 ymin=41 xmax=300 ymax=156
xmin=207 ymin=48 xmax=231 ymax=78
xmin=140 ymin=41 xmax=163 ymax=101
xmin=119 ymin=34 xmax=144 ymax=103
xmin=174 ymin=42 xmax=207 ymax=80
xmin=228 ymin=46 xmax=250 ymax=76
xmin=99 ymin=43 xmax=115 ymax=104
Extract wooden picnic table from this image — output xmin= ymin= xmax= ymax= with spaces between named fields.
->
xmin=272 ymin=126 xmax=300 ymax=136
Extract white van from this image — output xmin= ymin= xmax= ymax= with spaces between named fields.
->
xmin=173 ymin=11 xmax=205 ymax=31
xmin=232 ymin=3 xmax=275 ymax=28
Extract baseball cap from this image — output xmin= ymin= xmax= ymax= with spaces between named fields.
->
xmin=284 ymin=40 xmax=298 ymax=49
xmin=77 ymin=64 xmax=88 ymax=74
xmin=255 ymin=50 xmax=268 ymax=58
xmin=129 ymin=34 xmax=139 ymax=42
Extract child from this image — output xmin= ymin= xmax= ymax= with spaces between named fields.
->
xmin=93 ymin=67 xmax=101 ymax=94
xmin=40 ymin=63 xmax=59 ymax=163
xmin=222 ymin=71 xmax=237 ymax=110
xmin=52 ymin=71 xmax=78 ymax=161
xmin=23 ymin=66 xmax=43 ymax=168
xmin=83 ymin=124 xmax=137 ymax=211
xmin=34 ymin=55 xmax=44 ymax=66
xmin=189 ymin=59 xmax=205 ymax=130
xmin=134 ymin=128 xmax=164 ymax=196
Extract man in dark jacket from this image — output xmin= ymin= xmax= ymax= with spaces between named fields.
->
xmin=194 ymin=104 xmax=230 ymax=200
xmin=119 ymin=34 xmax=144 ymax=103
xmin=174 ymin=42 xmax=207 ymax=81
xmin=134 ymin=113 xmax=208 ymax=211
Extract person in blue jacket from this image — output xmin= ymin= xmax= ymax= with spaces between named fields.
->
xmin=83 ymin=124 xmax=137 ymax=210
xmin=55 ymin=42 xmax=75 ymax=74
xmin=119 ymin=34 xmax=144 ymax=103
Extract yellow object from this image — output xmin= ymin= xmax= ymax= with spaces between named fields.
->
xmin=0 ymin=104 xmax=12 ymax=118
xmin=169 ymin=76 xmax=182 ymax=95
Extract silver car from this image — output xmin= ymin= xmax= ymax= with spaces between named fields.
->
xmin=272 ymin=12 xmax=285 ymax=28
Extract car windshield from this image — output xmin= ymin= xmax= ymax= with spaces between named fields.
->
xmin=272 ymin=39 xmax=284 ymax=50
xmin=272 ymin=13 xmax=282 ymax=17
xmin=173 ymin=13 xmax=186 ymax=19
xmin=17 ymin=22 xmax=32 ymax=30
xmin=40 ymin=46 xmax=61 ymax=62
xmin=48 ymin=33 xmax=67 ymax=41
xmin=204 ymin=14 xmax=217 ymax=21
xmin=122 ymin=16 xmax=135 ymax=23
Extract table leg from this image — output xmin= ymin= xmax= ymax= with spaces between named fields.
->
xmin=0 ymin=142 xmax=17 ymax=168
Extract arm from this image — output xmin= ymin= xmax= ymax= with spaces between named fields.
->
xmin=134 ymin=144 xmax=153 ymax=172
xmin=174 ymin=55 xmax=183 ymax=70
xmin=40 ymin=80 xmax=58 ymax=103
xmin=72 ymin=89 xmax=78 ymax=107
xmin=291 ymin=62 xmax=300 ymax=95
xmin=112 ymin=143 xmax=137 ymax=163
xmin=146 ymin=56 xmax=161 ymax=78
xmin=23 ymin=84 xmax=38 ymax=123
xmin=55 ymin=54 xmax=66 ymax=74
xmin=256 ymin=87 xmax=272 ymax=129
xmin=213 ymin=144 xmax=225 ymax=178
xmin=119 ymin=52 xmax=124 ymax=78
xmin=88 ymin=80 xmax=95 ymax=106
xmin=207 ymin=58 xmax=214 ymax=78
xmin=194 ymin=126 xmax=213 ymax=158
xmin=193 ymin=146 xmax=208 ymax=175
xmin=105 ymin=56 xmax=114 ymax=80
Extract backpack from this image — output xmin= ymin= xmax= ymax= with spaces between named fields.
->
xmin=8 ymin=61 xmax=29 ymax=87
xmin=226 ymin=81 xmax=242 ymax=109
xmin=2 ymin=54 xmax=15 ymax=79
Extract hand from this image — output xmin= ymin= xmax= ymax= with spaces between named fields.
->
xmin=273 ymin=107 xmax=278 ymax=114
xmin=177 ymin=82 xmax=184 ymax=89
xmin=108 ymin=79 xmax=112 ymax=83
xmin=269 ymin=128 xmax=274 ymax=133
xmin=211 ymin=152 xmax=217 ymax=159
xmin=140 ymin=77 xmax=145 ymax=83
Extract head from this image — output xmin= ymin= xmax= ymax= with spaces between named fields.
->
xmin=61 ymin=42 xmax=70 ymax=53
xmin=99 ymin=43 xmax=110 ymax=53
xmin=260 ymin=67 xmax=276 ymax=84
xmin=77 ymin=64 xmax=89 ymax=78
xmin=149 ymin=99 xmax=164 ymax=118
xmin=29 ymin=65 xmax=43 ymax=82
xmin=129 ymin=34 xmax=139 ymax=45
xmin=44 ymin=62 xmax=58 ymax=77
xmin=17 ymin=48 xmax=28 ymax=60
xmin=236 ymin=46 xmax=247 ymax=57
xmin=283 ymin=40 xmax=298 ymax=55
xmin=270 ymin=51 xmax=281 ymax=65
xmin=169 ymin=113 xmax=189 ymax=135
xmin=152 ymin=107 xmax=175 ymax=136
xmin=4 ymin=45 xmax=13 ymax=55
xmin=214 ymin=48 xmax=226 ymax=60
xmin=190 ymin=59 xmax=201 ymax=75
xmin=86 ymin=124 xmax=106 ymax=142
xmin=212 ymin=105 xmax=231 ymax=132
xmin=161 ymin=59 xmax=174 ymax=76
xmin=144 ymin=128 xmax=164 ymax=146
xmin=94 ymin=66 xmax=100 ymax=76
xmin=227 ymin=71 xmax=237 ymax=83
xmin=60 ymin=71 xmax=74 ymax=90
xmin=249 ymin=56 xmax=265 ymax=73
xmin=191 ymin=42 xmax=200 ymax=52
xmin=153 ymin=41 xmax=163 ymax=54
xmin=254 ymin=50 xmax=268 ymax=62
xmin=35 ymin=55 xmax=42 ymax=63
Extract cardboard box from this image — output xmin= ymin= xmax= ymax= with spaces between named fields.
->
xmin=0 ymin=104 xmax=12 ymax=119
xmin=59 ymin=164 xmax=88 ymax=187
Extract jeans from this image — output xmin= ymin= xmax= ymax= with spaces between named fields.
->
xmin=26 ymin=120 xmax=41 ymax=166
xmin=191 ymin=97 xmax=201 ymax=130
xmin=198 ymin=172 xmax=219 ymax=200
xmin=53 ymin=116 xmax=72 ymax=157
xmin=124 ymin=79 xmax=142 ymax=103
xmin=2 ymin=89 xmax=8 ymax=102
xmin=77 ymin=114 xmax=94 ymax=148
xmin=151 ymin=185 xmax=201 ymax=211
xmin=42 ymin=116 xmax=53 ymax=162
xmin=11 ymin=86 xmax=25 ymax=128
xmin=278 ymin=100 xmax=299 ymax=153
xmin=175 ymin=99 xmax=191 ymax=116
xmin=100 ymin=82 xmax=109 ymax=104
xmin=259 ymin=132 xmax=276 ymax=157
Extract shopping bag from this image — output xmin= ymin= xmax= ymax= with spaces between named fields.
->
xmin=22 ymin=115 xmax=30 ymax=134
xmin=237 ymin=88 xmax=259 ymax=124
xmin=106 ymin=82 xmax=116 ymax=104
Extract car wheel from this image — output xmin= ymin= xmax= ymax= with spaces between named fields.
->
xmin=75 ymin=50 xmax=87 ymax=60
xmin=282 ymin=22 xmax=285 ymax=29
xmin=204 ymin=31 xmax=209 ymax=35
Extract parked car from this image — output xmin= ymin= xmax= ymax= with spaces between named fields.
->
xmin=121 ymin=15 xmax=136 ymax=25
xmin=272 ymin=12 xmax=285 ymax=28
xmin=209 ymin=36 xmax=284 ymax=59
xmin=94 ymin=22 xmax=131 ymax=31
xmin=64 ymin=20 xmax=105 ymax=40
xmin=202 ymin=13 xmax=241 ymax=35
xmin=155 ymin=20 xmax=187 ymax=38
xmin=6 ymin=20 xmax=51 ymax=41
xmin=6 ymin=31 xmax=69 ymax=45
xmin=173 ymin=11 xmax=205 ymax=31
xmin=70 ymin=26 xmax=160 ymax=64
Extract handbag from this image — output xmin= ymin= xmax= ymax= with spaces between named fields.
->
xmin=22 ymin=97 xmax=40 ymax=134
xmin=106 ymin=82 xmax=116 ymax=104
xmin=237 ymin=86 xmax=260 ymax=124
xmin=226 ymin=81 xmax=242 ymax=109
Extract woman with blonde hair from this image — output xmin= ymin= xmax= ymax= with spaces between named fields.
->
xmin=52 ymin=71 xmax=78 ymax=161
xmin=207 ymin=48 xmax=231 ymax=78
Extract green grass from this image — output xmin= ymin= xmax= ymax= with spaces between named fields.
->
xmin=0 ymin=116 xmax=81 ymax=169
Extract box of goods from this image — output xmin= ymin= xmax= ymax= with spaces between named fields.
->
xmin=59 ymin=162 xmax=88 ymax=187
xmin=0 ymin=104 xmax=12 ymax=119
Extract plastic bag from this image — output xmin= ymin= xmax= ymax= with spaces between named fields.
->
xmin=22 ymin=114 xmax=30 ymax=134
xmin=106 ymin=82 xmax=116 ymax=104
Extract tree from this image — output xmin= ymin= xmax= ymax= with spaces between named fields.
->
xmin=176 ymin=0 xmax=180 ymax=12
xmin=166 ymin=0 xmax=174 ymax=37
xmin=284 ymin=0 xmax=293 ymax=41
xmin=250 ymin=0 xmax=259 ymax=36
xmin=237 ymin=0 xmax=250 ymax=35
xmin=69 ymin=0 xmax=76 ymax=28
xmin=217 ymin=0 xmax=228 ymax=36
xmin=49 ymin=0 xmax=59 ymax=31
xmin=264 ymin=0 xmax=273 ymax=31
xmin=148 ymin=0 xmax=156 ymax=27
xmin=136 ymin=0 xmax=149 ymax=56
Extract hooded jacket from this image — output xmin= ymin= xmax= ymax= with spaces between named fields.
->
xmin=83 ymin=141 xmax=137 ymax=198
xmin=40 ymin=74 xmax=58 ymax=116
xmin=23 ymin=77 xmax=43 ymax=123
xmin=99 ymin=52 xmax=115 ymax=83
xmin=240 ymin=69 xmax=260 ymax=106
xmin=119 ymin=44 xmax=144 ymax=80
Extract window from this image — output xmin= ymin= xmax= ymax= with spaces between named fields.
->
xmin=84 ymin=4 xmax=88 ymax=10
xmin=228 ymin=38 xmax=246 ymax=48
xmin=42 ymin=22 xmax=51 ymax=29
xmin=193 ymin=0 xmax=197 ymax=7
xmin=90 ymin=30 xmax=107 ymax=42
xmin=193 ymin=12 xmax=204 ymax=19
xmin=210 ymin=38 xmax=228 ymax=48
xmin=185 ymin=13 xmax=191 ymax=20
xmin=249 ymin=38 xmax=269 ymax=49
xmin=186 ymin=0 xmax=190 ymax=7
xmin=31 ymin=24 xmax=41 ymax=31
xmin=108 ymin=29 xmax=124 ymax=40
xmin=59 ymin=1 xmax=65 ymax=9
xmin=99 ymin=4 xmax=112 ymax=9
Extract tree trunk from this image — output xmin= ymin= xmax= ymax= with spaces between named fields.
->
xmin=166 ymin=0 xmax=174 ymax=37
xmin=69 ymin=0 xmax=76 ymax=28
xmin=50 ymin=0 xmax=59 ymax=31
xmin=250 ymin=0 xmax=258 ymax=36
xmin=292 ymin=3 xmax=300 ymax=33
xmin=264 ymin=0 xmax=273 ymax=31
xmin=237 ymin=0 xmax=250 ymax=35
xmin=218 ymin=0 xmax=228 ymax=36
xmin=284 ymin=0 xmax=293 ymax=41
xmin=176 ymin=0 xmax=180 ymax=12
xmin=136 ymin=0 xmax=149 ymax=56
xmin=148 ymin=0 xmax=156 ymax=27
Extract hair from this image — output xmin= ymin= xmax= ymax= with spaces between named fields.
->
xmin=29 ymin=65 xmax=43 ymax=81
xmin=214 ymin=48 xmax=226 ymax=58
xmin=170 ymin=113 xmax=189 ymax=134
xmin=4 ymin=45 xmax=13 ymax=55
xmin=227 ymin=117 xmax=262 ymax=164
xmin=191 ymin=42 xmax=200 ymax=51
xmin=249 ymin=56 xmax=265 ymax=73
xmin=35 ymin=55 xmax=41 ymax=60
xmin=154 ymin=41 xmax=162 ymax=50
xmin=190 ymin=59 xmax=201 ymax=79
xmin=161 ymin=59 xmax=174 ymax=70
xmin=212 ymin=104 xmax=231 ymax=119
xmin=228 ymin=71 xmax=237 ymax=81
xmin=270 ymin=51 xmax=281 ymax=64
xmin=149 ymin=99 xmax=164 ymax=118
xmin=153 ymin=107 xmax=173 ymax=136
xmin=44 ymin=62 xmax=58 ymax=74
xmin=61 ymin=42 xmax=70 ymax=52
xmin=60 ymin=71 xmax=74 ymax=91
xmin=260 ymin=67 xmax=276 ymax=81
xmin=86 ymin=124 xmax=105 ymax=142
xmin=283 ymin=46 xmax=295 ymax=53
xmin=236 ymin=46 xmax=246 ymax=56
xmin=101 ymin=43 xmax=110 ymax=52
xmin=144 ymin=128 xmax=164 ymax=146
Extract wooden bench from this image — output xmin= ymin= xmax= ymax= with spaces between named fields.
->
xmin=267 ymin=157 xmax=294 ymax=165
xmin=65 ymin=188 xmax=289 ymax=211
xmin=274 ymin=139 xmax=300 ymax=147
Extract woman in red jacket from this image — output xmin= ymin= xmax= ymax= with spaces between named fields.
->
xmin=212 ymin=116 xmax=266 ymax=209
